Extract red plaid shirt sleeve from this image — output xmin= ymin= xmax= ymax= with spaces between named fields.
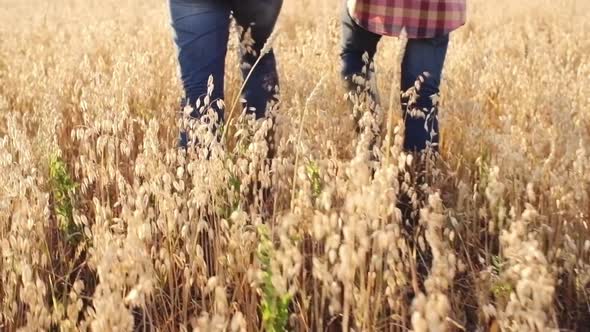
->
xmin=347 ymin=0 xmax=466 ymax=38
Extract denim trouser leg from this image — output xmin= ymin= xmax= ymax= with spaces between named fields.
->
xmin=340 ymin=6 xmax=381 ymax=107
xmin=340 ymin=8 xmax=450 ymax=152
xmin=231 ymin=0 xmax=283 ymax=119
xmin=170 ymin=0 xmax=230 ymax=147
xmin=340 ymin=7 xmax=382 ymax=80
xmin=401 ymin=36 xmax=449 ymax=152
xmin=170 ymin=0 xmax=230 ymax=112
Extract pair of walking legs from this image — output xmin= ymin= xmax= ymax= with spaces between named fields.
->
xmin=340 ymin=10 xmax=451 ymax=301
xmin=340 ymin=9 xmax=449 ymax=152
xmin=169 ymin=0 xmax=283 ymax=148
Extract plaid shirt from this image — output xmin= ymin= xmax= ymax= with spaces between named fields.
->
xmin=347 ymin=0 xmax=466 ymax=38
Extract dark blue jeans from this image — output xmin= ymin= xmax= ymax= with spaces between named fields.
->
xmin=341 ymin=9 xmax=449 ymax=152
xmin=169 ymin=0 xmax=282 ymax=147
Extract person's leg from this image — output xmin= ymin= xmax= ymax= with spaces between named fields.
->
xmin=340 ymin=6 xmax=381 ymax=84
xmin=400 ymin=35 xmax=449 ymax=152
xmin=231 ymin=0 xmax=283 ymax=119
xmin=398 ymin=36 xmax=449 ymax=296
xmin=169 ymin=0 xmax=230 ymax=147
xmin=340 ymin=4 xmax=382 ymax=96
xmin=340 ymin=5 xmax=382 ymax=136
xmin=229 ymin=1 xmax=282 ymax=215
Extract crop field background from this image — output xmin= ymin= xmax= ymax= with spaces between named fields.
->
xmin=1 ymin=0 xmax=590 ymax=331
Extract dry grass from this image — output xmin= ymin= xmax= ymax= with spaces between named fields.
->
xmin=1 ymin=0 xmax=590 ymax=331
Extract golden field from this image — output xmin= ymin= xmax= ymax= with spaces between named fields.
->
xmin=1 ymin=0 xmax=589 ymax=331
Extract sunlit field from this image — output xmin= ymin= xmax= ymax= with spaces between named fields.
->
xmin=1 ymin=0 xmax=589 ymax=331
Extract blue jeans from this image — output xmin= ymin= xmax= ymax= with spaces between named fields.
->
xmin=169 ymin=0 xmax=282 ymax=147
xmin=341 ymin=9 xmax=449 ymax=152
